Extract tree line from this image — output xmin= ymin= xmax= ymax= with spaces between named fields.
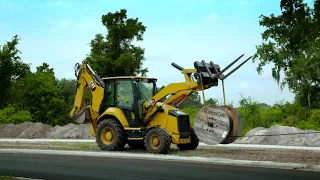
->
xmin=0 ymin=1 xmax=319 ymax=132
xmin=0 ymin=9 xmax=209 ymax=126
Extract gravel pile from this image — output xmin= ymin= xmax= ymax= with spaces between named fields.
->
xmin=234 ymin=125 xmax=320 ymax=147
xmin=0 ymin=122 xmax=52 ymax=138
xmin=1 ymin=122 xmax=319 ymax=147
xmin=46 ymin=123 xmax=94 ymax=139
xmin=0 ymin=122 xmax=94 ymax=139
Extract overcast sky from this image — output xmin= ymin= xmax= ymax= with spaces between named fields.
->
xmin=1 ymin=0 xmax=315 ymax=107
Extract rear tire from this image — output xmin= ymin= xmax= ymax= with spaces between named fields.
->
xmin=144 ymin=127 xmax=171 ymax=154
xmin=177 ymin=127 xmax=199 ymax=150
xmin=96 ymin=118 xmax=127 ymax=151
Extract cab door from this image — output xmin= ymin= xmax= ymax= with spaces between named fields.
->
xmin=115 ymin=79 xmax=139 ymax=127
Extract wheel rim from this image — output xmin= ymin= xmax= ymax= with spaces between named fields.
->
xmin=101 ymin=127 xmax=114 ymax=145
xmin=149 ymin=134 xmax=161 ymax=150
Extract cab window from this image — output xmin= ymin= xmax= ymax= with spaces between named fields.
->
xmin=105 ymin=80 xmax=115 ymax=106
xmin=117 ymin=80 xmax=134 ymax=108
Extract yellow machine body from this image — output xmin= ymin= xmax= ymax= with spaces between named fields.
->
xmin=70 ymin=54 xmax=251 ymax=154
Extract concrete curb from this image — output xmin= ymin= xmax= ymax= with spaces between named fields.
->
xmin=1 ymin=138 xmax=320 ymax=151
xmin=0 ymin=148 xmax=319 ymax=172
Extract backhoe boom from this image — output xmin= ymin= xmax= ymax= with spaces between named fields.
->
xmin=69 ymin=61 xmax=105 ymax=127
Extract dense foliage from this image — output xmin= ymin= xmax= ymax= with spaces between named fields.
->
xmin=85 ymin=9 xmax=148 ymax=77
xmin=253 ymin=0 xmax=320 ymax=108
xmin=0 ymin=5 xmax=319 ymax=134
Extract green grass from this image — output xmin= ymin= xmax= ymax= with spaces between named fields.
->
xmin=0 ymin=176 xmax=13 ymax=180
xmin=181 ymin=108 xmax=200 ymax=126
xmin=79 ymin=144 xmax=91 ymax=149
xmin=48 ymin=142 xmax=97 ymax=149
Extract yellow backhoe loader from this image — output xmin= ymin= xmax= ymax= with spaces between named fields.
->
xmin=69 ymin=54 xmax=251 ymax=154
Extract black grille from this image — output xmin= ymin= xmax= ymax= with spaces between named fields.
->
xmin=177 ymin=115 xmax=191 ymax=138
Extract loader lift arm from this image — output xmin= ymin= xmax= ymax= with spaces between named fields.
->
xmin=69 ymin=60 xmax=105 ymax=126
xmin=142 ymin=54 xmax=252 ymax=125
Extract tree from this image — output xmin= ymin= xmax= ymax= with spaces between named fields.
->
xmin=253 ymin=0 xmax=320 ymax=108
xmin=57 ymin=78 xmax=77 ymax=104
xmin=18 ymin=63 xmax=69 ymax=125
xmin=86 ymin=9 xmax=148 ymax=77
xmin=0 ymin=35 xmax=31 ymax=108
xmin=205 ymin=98 xmax=218 ymax=105
xmin=178 ymin=92 xmax=202 ymax=108
xmin=257 ymin=103 xmax=272 ymax=109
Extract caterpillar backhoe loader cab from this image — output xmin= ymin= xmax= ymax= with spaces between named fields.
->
xmin=70 ymin=54 xmax=251 ymax=154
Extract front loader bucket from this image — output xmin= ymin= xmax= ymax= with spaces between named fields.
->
xmin=193 ymin=104 xmax=242 ymax=145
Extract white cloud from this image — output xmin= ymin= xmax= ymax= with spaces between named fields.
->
xmin=240 ymin=81 xmax=261 ymax=90
xmin=50 ymin=20 xmax=71 ymax=32
xmin=77 ymin=19 xmax=100 ymax=31
xmin=204 ymin=13 xmax=219 ymax=23
xmin=240 ymin=82 xmax=249 ymax=89
xmin=5 ymin=1 xmax=26 ymax=11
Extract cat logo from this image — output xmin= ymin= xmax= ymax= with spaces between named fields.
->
xmin=89 ymin=80 xmax=96 ymax=91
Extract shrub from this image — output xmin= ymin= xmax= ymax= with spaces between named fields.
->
xmin=298 ymin=109 xmax=320 ymax=130
xmin=181 ymin=108 xmax=200 ymax=126
xmin=0 ymin=105 xmax=33 ymax=124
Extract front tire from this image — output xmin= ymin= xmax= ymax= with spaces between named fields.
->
xmin=96 ymin=118 xmax=127 ymax=151
xmin=177 ymin=127 xmax=199 ymax=150
xmin=144 ymin=127 xmax=171 ymax=154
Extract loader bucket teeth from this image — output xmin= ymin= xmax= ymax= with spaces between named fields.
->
xmin=194 ymin=104 xmax=242 ymax=145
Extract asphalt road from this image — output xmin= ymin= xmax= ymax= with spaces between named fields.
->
xmin=0 ymin=153 xmax=319 ymax=180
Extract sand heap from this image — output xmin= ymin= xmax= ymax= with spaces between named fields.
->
xmin=0 ymin=122 xmax=94 ymax=139
xmin=1 ymin=122 xmax=319 ymax=147
xmin=234 ymin=125 xmax=320 ymax=147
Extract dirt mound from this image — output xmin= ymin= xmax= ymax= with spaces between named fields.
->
xmin=0 ymin=122 xmax=52 ymax=138
xmin=1 ymin=122 xmax=319 ymax=147
xmin=0 ymin=122 xmax=94 ymax=139
xmin=46 ymin=123 xmax=94 ymax=139
xmin=234 ymin=125 xmax=320 ymax=147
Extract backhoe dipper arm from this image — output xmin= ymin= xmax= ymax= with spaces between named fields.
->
xmin=69 ymin=60 xmax=105 ymax=126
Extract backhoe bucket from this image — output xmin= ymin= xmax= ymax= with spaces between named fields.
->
xmin=193 ymin=104 xmax=242 ymax=145
xmin=71 ymin=106 xmax=91 ymax=124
